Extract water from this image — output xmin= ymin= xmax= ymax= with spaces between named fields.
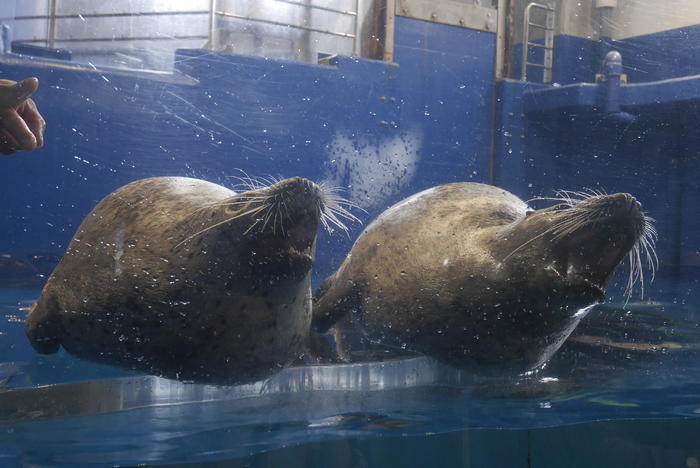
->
xmin=0 ymin=273 xmax=698 ymax=466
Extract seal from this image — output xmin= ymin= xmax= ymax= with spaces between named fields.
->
xmin=25 ymin=176 xmax=353 ymax=384
xmin=312 ymin=183 xmax=657 ymax=373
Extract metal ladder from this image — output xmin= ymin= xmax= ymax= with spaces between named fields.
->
xmin=521 ymin=2 xmax=555 ymax=83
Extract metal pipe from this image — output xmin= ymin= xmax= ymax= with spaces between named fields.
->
xmin=494 ymin=0 xmax=507 ymax=79
xmin=1 ymin=24 xmax=10 ymax=54
xmin=383 ymin=0 xmax=395 ymax=61
xmin=208 ymin=0 xmax=217 ymax=50
xmin=23 ymin=35 xmax=210 ymax=43
xmin=274 ymin=0 xmax=357 ymax=16
xmin=12 ymin=11 xmax=211 ymax=21
xmin=520 ymin=3 xmax=533 ymax=80
xmin=48 ymin=0 xmax=57 ymax=49
xmin=353 ymin=0 xmax=361 ymax=56
xmin=215 ymin=10 xmax=355 ymax=38
xmin=489 ymin=0 xmax=508 ymax=185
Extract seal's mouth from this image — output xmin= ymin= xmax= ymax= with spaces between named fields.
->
xmin=264 ymin=232 xmax=316 ymax=263
xmin=246 ymin=177 xmax=323 ymax=276
xmin=546 ymin=193 xmax=645 ymax=301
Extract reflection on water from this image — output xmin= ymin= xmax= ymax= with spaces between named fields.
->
xmin=0 ymin=273 xmax=698 ymax=464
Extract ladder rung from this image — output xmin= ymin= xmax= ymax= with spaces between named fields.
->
xmin=525 ymin=62 xmax=547 ymax=68
xmin=526 ymin=42 xmax=552 ymax=49
xmin=528 ymin=22 xmax=548 ymax=29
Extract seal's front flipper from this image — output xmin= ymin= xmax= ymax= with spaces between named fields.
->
xmin=25 ymin=295 xmax=62 ymax=354
xmin=301 ymin=328 xmax=348 ymax=364
xmin=311 ymin=270 xmax=361 ymax=333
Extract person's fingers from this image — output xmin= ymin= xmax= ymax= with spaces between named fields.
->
xmin=0 ymin=108 xmax=37 ymax=150
xmin=0 ymin=129 xmax=19 ymax=155
xmin=0 ymin=77 xmax=39 ymax=108
xmin=17 ymin=98 xmax=45 ymax=148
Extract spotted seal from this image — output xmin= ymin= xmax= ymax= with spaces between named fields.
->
xmin=312 ymin=183 xmax=656 ymax=373
xmin=25 ymin=176 xmax=353 ymax=384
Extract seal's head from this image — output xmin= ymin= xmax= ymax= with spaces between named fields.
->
xmin=496 ymin=190 xmax=656 ymax=309
xmin=176 ymin=176 xmax=356 ymax=291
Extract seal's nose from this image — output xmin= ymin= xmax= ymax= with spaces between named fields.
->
xmin=624 ymin=193 xmax=641 ymax=212
xmin=601 ymin=193 xmax=643 ymax=219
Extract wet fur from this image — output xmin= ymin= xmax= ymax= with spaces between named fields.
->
xmin=25 ymin=176 xmax=354 ymax=384
xmin=312 ymin=183 xmax=656 ymax=373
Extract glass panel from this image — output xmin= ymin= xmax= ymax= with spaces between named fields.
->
xmin=0 ymin=0 xmax=699 ymax=465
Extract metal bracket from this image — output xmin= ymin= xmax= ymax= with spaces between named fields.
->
xmin=396 ymin=0 xmax=498 ymax=33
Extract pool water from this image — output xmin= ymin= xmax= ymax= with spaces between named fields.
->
xmin=0 ymin=272 xmax=698 ymax=466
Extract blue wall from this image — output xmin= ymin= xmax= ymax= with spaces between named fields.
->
xmin=496 ymin=25 xmax=700 ymax=277
xmin=514 ymin=24 xmax=700 ymax=86
xmin=0 ymin=17 xmax=495 ymax=286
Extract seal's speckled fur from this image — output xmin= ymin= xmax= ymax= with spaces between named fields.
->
xmin=26 ymin=176 xmax=324 ymax=384
xmin=313 ymin=182 xmax=654 ymax=374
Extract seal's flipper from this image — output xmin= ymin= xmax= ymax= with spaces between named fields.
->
xmin=25 ymin=295 xmax=62 ymax=354
xmin=311 ymin=270 xmax=361 ymax=333
xmin=302 ymin=328 xmax=348 ymax=364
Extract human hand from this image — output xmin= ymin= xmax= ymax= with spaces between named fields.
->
xmin=0 ymin=77 xmax=46 ymax=155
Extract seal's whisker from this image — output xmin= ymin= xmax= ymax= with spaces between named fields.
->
xmin=503 ymin=208 xmax=596 ymax=261
xmin=261 ymin=204 xmax=275 ymax=234
xmin=256 ymin=174 xmax=282 ymax=188
xmin=243 ymin=216 xmax=263 ymax=235
xmin=500 ymin=227 xmax=554 ymax=262
xmin=315 ymin=183 xmax=363 ymax=235
xmin=620 ymin=211 xmax=658 ymax=300
xmin=639 ymin=223 xmax=658 ymax=280
xmin=549 ymin=213 xmax=592 ymax=240
xmin=190 ymin=197 xmax=268 ymax=211
xmin=281 ymin=199 xmax=291 ymax=220
xmin=634 ymin=244 xmax=645 ymax=299
xmin=318 ymin=182 xmax=366 ymax=213
xmin=580 ymin=187 xmax=607 ymax=198
xmin=526 ymin=196 xmax=573 ymax=205
xmin=175 ymin=204 xmax=267 ymax=249
xmin=276 ymin=202 xmax=285 ymax=236
xmin=325 ymin=202 xmax=362 ymax=224
xmin=321 ymin=207 xmax=352 ymax=234
xmin=226 ymin=169 xmax=272 ymax=191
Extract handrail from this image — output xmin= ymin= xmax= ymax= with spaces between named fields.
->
xmin=521 ymin=2 xmax=555 ymax=82
xmin=5 ymin=0 xmax=393 ymax=62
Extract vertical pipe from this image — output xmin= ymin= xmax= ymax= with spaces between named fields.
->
xmin=494 ymin=0 xmax=507 ymax=79
xmin=208 ymin=0 xmax=217 ymax=50
xmin=383 ymin=0 xmax=395 ymax=62
xmin=1 ymin=24 xmax=10 ymax=54
xmin=521 ymin=3 xmax=532 ymax=80
xmin=302 ymin=0 xmax=312 ymax=62
xmin=353 ymin=0 xmax=361 ymax=56
xmin=48 ymin=0 xmax=57 ymax=49
xmin=489 ymin=0 xmax=508 ymax=185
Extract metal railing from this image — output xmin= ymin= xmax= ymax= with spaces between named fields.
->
xmin=521 ymin=2 xmax=555 ymax=83
xmin=6 ymin=0 xmax=398 ymax=63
